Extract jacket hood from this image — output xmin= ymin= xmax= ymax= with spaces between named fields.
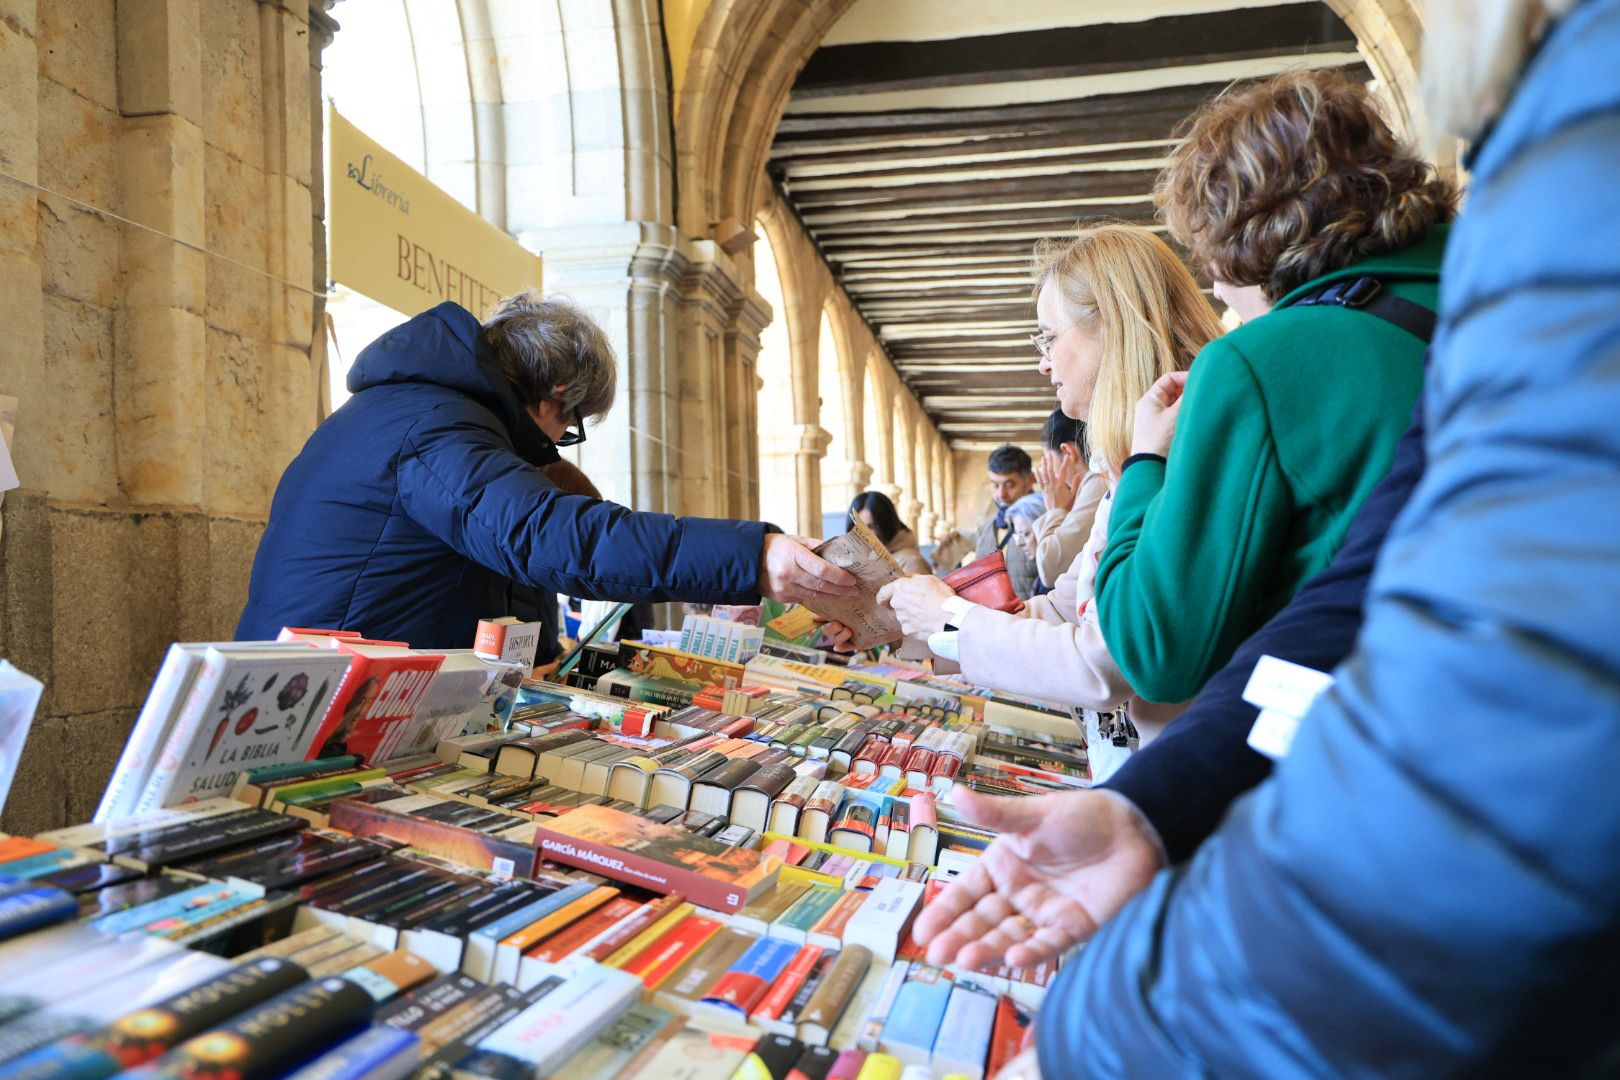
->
xmin=347 ymin=301 xmax=557 ymax=464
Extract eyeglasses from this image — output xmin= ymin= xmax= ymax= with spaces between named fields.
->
xmin=553 ymin=406 xmax=587 ymax=448
xmin=1029 ymin=322 xmax=1076 ymax=360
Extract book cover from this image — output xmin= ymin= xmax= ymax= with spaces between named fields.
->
xmin=135 ymin=647 xmax=351 ymax=813
xmin=601 ymin=901 xmax=696 ymax=969
xmin=842 ymin=879 xmax=924 ymax=965
xmin=769 ymin=886 xmax=843 ymax=945
xmin=750 ymin=945 xmax=823 ymax=1026
xmin=518 ymin=895 xmax=643 ymax=967
xmin=795 ymin=945 xmax=873 ymax=1046
xmin=305 ymin=643 xmax=446 ymax=764
xmin=620 ymin=1026 xmax=752 ymax=1080
xmin=733 ymin=1033 xmax=805 ymax=1080
xmin=380 ymin=652 xmax=521 ymax=764
xmin=620 ymin=915 xmax=724 ymax=989
xmin=984 ymin=995 xmax=1032 ymax=1077
xmin=825 ymin=1049 xmax=867 ymax=1080
xmin=760 ymin=950 xmax=837 ymax=1039
xmin=473 ymin=963 xmax=641 ymax=1076
xmin=928 ymin=983 xmax=997 ymax=1080
xmin=730 ymin=880 xmax=810 ymax=936
xmin=580 ymin=893 xmax=688 ymax=965
xmin=796 ymin=782 xmax=844 ymax=846
xmin=342 ymin=948 xmax=437 ymax=1002
xmin=533 ymin=805 xmax=781 ymax=914
xmin=648 ymin=927 xmax=754 ymax=1015
xmin=550 ymin=1002 xmax=678 ymax=1080
xmin=491 ymin=884 xmax=616 ymax=986
xmin=877 ymin=967 xmax=954 ymax=1065
xmin=689 ymin=758 xmax=761 ymax=818
xmin=280 ymin=1025 xmax=419 ymax=1080
xmin=127 ymin=976 xmax=374 ymax=1080
xmin=850 ymin=1052 xmax=901 ymax=1080
xmin=0 ymin=884 xmax=78 ymax=942
xmin=788 ymin=1046 xmax=841 ymax=1080
xmin=731 ymin=763 xmax=797 ymax=833
xmin=828 ymin=803 xmax=877 ymax=854
xmin=853 ymin=962 xmax=911 ymax=1053
xmin=696 ymin=936 xmax=800 ymax=1020
xmin=806 ymin=891 xmax=868 ymax=951
xmin=327 ymin=798 xmax=536 ymax=877
xmin=375 ymin=973 xmax=485 ymax=1032
xmin=804 ymin=523 xmax=904 ymax=651
xmin=9 ymin=955 xmax=309 ymax=1079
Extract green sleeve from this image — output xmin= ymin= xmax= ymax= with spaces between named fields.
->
xmin=1094 ymin=338 xmax=1292 ymax=702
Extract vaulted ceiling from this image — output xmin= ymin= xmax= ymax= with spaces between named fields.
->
xmin=768 ymin=0 xmax=1371 ymax=451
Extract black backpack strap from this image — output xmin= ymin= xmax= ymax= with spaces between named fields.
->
xmin=1291 ymin=276 xmax=1436 ymax=343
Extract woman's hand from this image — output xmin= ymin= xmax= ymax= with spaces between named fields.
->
xmin=1131 ymin=370 xmax=1190 ymax=458
xmin=1035 ymin=447 xmax=1086 ymax=513
xmin=819 ymin=621 xmax=857 ymax=653
xmin=876 ymin=574 xmax=959 ymax=637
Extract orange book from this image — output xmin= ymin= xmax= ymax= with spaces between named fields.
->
xmin=500 ymin=884 xmax=619 ymax=954
xmin=582 ymin=893 xmax=687 ymax=964
xmin=986 ymin=994 xmax=1033 ymax=1077
xmin=0 ymin=837 xmax=56 ymax=863
xmin=620 ymin=914 xmax=724 ymax=988
xmin=522 ymin=896 xmax=642 ymax=964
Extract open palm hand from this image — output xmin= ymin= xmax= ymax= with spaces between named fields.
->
xmin=914 ymin=786 xmax=1165 ymax=971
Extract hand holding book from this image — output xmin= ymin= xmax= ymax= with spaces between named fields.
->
xmin=796 ymin=522 xmax=906 ymax=651
xmin=759 ymin=534 xmax=860 ymax=608
xmin=910 ymin=785 xmax=1165 ymax=972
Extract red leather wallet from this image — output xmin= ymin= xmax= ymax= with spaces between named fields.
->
xmin=941 ymin=551 xmax=1024 ymax=615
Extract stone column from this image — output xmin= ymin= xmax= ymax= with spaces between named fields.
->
xmin=821 ymin=457 xmax=871 ymax=525
xmin=518 ymin=221 xmax=687 ymax=514
xmin=114 ymin=0 xmax=207 ymax=508
xmin=725 ymin=290 xmax=771 ymax=520
xmin=790 ymin=424 xmax=832 ymax=538
xmin=675 ymin=241 xmax=744 ymax=518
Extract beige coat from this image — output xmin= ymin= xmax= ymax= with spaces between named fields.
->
xmin=888 ymin=528 xmax=933 ymax=576
xmin=1031 ymin=470 xmax=1106 ymax=589
xmin=956 ymin=491 xmax=1188 ymax=739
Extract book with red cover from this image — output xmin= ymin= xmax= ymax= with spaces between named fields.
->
xmin=521 ymin=895 xmax=644 ymax=964
xmin=752 ymin=944 xmax=824 ymax=1025
xmin=621 ymin=914 xmax=725 ymax=988
xmin=533 ymin=804 xmax=781 ymax=913
xmin=306 ymin=644 xmax=446 ymax=764
xmin=986 ymin=995 xmax=1033 ymax=1077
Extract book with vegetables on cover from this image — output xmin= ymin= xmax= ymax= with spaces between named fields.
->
xmin=533 ymin=805 xmax=781 ymax=913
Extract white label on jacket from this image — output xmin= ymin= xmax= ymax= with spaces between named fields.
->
xmin=1247 ymin=708 xmax=1302 ymax=761
xmin=1242 ymin=655 xmax=1335 ymax=719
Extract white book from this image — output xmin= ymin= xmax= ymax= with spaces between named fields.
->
xmin=841 ymin=878 xmax=924 ymax=965
xmin=0 ymin=661 xmax=43 ymax=821
xmin=96 ymin=641 xmax=291 ymax=822
xmin=929 ymin=982 xmax=998 ymax=1080
xmin=476 ymin=962 xmax=641 ymax=1074
xmin=133 ymin=646 xmax=351 ymax=814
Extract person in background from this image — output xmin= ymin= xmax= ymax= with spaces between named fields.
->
xmin=1091 ymin=67 xmax=1454 ymax=706
xmin=1004 ymin=493 xmax=1048 ymax=593
xmin=236 ymin=292 xmax=855 ymax=648
xmin=973 ymin=443 xmax=1041 ymax=599
xmin=922 ymin=0 xmax=1620 ymax=1073
xmin=876 ymin=225 xmax=1221 ymax=746
xmin=845 ymin=491 xmax=932 ymax=575
xmin=1029 ymin=408 xmax=1105 ymax=591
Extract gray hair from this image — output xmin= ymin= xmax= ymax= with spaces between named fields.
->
xmin=482 ymin=291 xmax=617 ymax=421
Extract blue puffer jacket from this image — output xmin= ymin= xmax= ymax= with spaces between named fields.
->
xmin=236 ymin=302 xmax=768 ymax=647
xmin=1040 ymin=3 xmax=1620 ymax=1075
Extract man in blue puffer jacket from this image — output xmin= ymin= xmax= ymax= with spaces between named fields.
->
xmin=237 ymin=294 xmax=854 ymax=647
xmin=1025 ymin=1 xmax=1620 ymax=1075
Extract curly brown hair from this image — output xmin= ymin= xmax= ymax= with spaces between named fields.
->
xmin=1155 ymin=69 xmax=1458 ymax=302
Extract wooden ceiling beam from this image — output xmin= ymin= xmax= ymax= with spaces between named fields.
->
xmin=791 ymin=4 xmax=1353 ymax=99
xmin=788 ymin=169 xmax=1161 ymax=209
xmin=770 ymin=132 xmax=1176 ymax=170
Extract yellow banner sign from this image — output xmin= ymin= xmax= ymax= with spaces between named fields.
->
xmin=327 ymin=105 xmax=541 ymax=318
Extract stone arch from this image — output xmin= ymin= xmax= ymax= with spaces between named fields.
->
xmin=753 ymin=220 xmax=800 ymax=533
xmin=1323 ymin=0 xmax=1426 ymax=138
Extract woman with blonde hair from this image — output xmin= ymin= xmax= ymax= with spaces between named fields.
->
xmin=1088 ymin=67 xmax=1456 ymax=706
xmin=874 ymin=223 xmax=1222 ymax=741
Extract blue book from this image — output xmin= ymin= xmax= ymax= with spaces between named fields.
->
xmin=929 ymin=982 xmax=998 ymax=1079
xmin=696 ymin=935 xmax=801 ymax=1020
xmin=88 ymin=881 xmax=256 ymax=935
xmin=877 ymin=966 xmax=954 ymax=1066
xmin=0 ymin=849 xmax=80 ymax=880
xmin=283 ymin=1025 xmax=420 ymax=1080
xmin=467 ymin=880 xmax=595 ymax=983
xmin=0 ymin=884 xmax=77 ymax=941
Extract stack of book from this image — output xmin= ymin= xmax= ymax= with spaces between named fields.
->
xmin=0 ymin=628 xmax=1101 ymax=1078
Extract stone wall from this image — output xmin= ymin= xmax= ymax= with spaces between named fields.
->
xmin=0 ymin=0 xmax=329 ymax=834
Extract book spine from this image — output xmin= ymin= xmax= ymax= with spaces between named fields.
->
xmin=281 ymin=1026 xmax=419 ymax=1080
xmin=752 ymin=945 xmax=823 ymax=1023
xmin=134 ymin=651 xmax=229 ymax=815
xmin=619 ymin=915 xmax=723 ymax=988
xmin=134 ymin=977 xmax=375 ymax=1080
xmin=0 ymin=886 xmax=79 ymax=941
xmin=702 ymin=936 xmax=801 ymax=1016
xmin=97 ymin=647 xmax=192 ymax=823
